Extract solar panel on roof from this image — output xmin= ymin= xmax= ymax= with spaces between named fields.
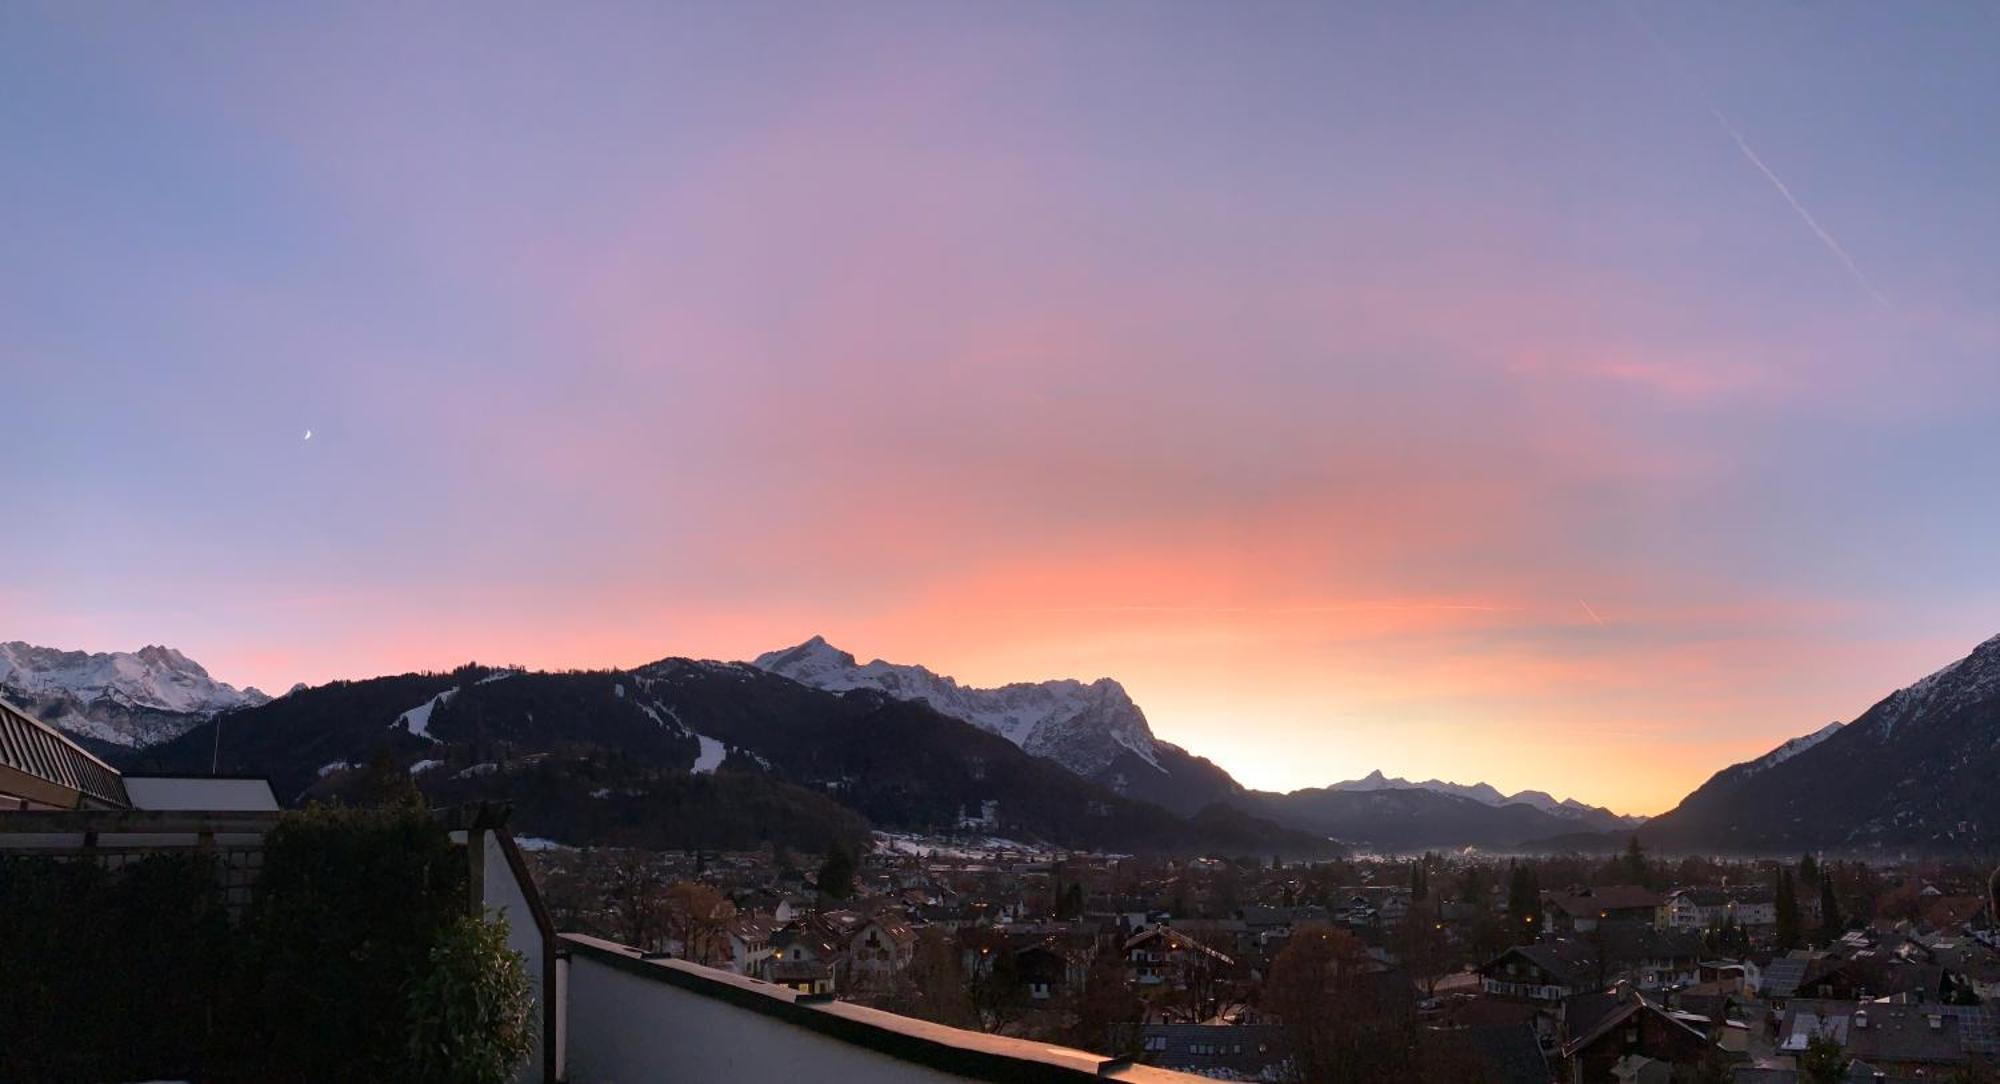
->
xmin=1950 ymin=1005 xmax=1997 ymax=1055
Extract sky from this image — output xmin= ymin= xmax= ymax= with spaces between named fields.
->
xmin=4 ymin=3 xmax=1998 ymax=814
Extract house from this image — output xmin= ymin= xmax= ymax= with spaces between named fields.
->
xmin=1757 ymin=951 xmax=1820 ymax=1000
xmin=772 ymin=894 xmax=809 ymax=924
xmin=1480 ymin=941 xmax=1602 ymax=1002
xmin=1376 ymin=889 xmax=1412 ymax=926
xmin=1134 ymin=1022 xmax=1286 ymax=1079
xmin=1 ymin=697 xmax=280 ymax=816
xmin=1776 ymin=1000 xmax=1852 ymax=1055
xmin=1125 ymin=925 xmax=1234 ymax=989
xmin=1479 ymin=930 xmax=1698 ymax=1012
xmin=1014 ymin=938 xmax=1090 ymax=1001
xmin=724 ymin=914 xmax=774 ymax=976
xmin=1560 ymin=992 xmax=1713 ymax=1084
xmin=767 ymin=920 xmax=842 ymax=994
xmin=1542 ymin=887 xmax=1665 ymax=935
xmin=845 ymin=915 xmax=917 ymax=988
xmin=1779 ymin=1000 xmax=2000 ymax=1074
xmin=1843 ymin=1003 xmax=1998 ymax=1076
xmin=1664 ymin=887 xmax=1776 ymax=931
xmin=1596 ymin=926 xmax=1705 ymax=993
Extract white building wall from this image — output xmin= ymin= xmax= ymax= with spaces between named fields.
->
xmin=480 ymin=831 xmax=558 ymax=1084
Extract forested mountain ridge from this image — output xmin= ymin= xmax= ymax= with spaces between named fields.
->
xmin=135 ymin=658 xmax=1336 ymax=859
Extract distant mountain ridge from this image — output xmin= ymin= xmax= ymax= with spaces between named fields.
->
xmin=753 ymin=636 xmax=1160 ymax=775
xmin=1640 ymin=632 xmax=2000 ymax=854
xmin=751 ymin=636 xmax=1245 ymax=817
xmin=133 ymin=657 xmax=1332 ymax=859
xmin=37 ymin=628 xmax=1999 ymax=855
xmin=1326 ymin=769 xmax=1644 ymax=828
xmin=0 ymin=640 xmax=268 ymax=747
xmin=748 ymin=636 xmax=1643 ymax=847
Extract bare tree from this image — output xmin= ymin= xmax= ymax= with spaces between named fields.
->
xmin=1390 ymin=905 xmax=1451 ymax=998
xmin=607 ymin=851 xmax=668 ymax=951
xmin=663 ymin=881 xmax=737 ymax=966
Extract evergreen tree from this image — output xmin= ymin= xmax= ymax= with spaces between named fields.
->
xmin=1506 ymin=864 xmax=1541 ymax=942
xmin=1775 ymin=868 xmax=1802 ymax=951
xmin=816 ymin=845 xmax=856 ymax=902
xmin=1622 ymin=837 xmax=1649 ymax=886
xmin=1818 ymin=876 xmax=1843 ymax=945
xmin=1799 ymin=1035 xmax=1849 ymax=1084
xmin=357 ymin=745 xmax=423 ymax=809
xmin=1799 ymin=852 xmax=1820 ymax=887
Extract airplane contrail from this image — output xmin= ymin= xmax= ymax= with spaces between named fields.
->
xmin=1706 ymin=105 xmax=1889 ymax=307
xmin=1622 ymin=3 xmax=1889 ymax=308
xmin=1578 ymin=599 xmax=1606 ymax=627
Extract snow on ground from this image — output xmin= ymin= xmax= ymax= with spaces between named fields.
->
xmin=640 ymin=700 xmax=686 ymax=731
xmin=871 ymin=831 xmax=1094 ymax=860
xmin=477 ymin=670 xmax=519 ymax=684
xmin=393 ymin=687 xmax=458 ymax=741
xmin=455 ymin=762 xmax=499 ymax=778
xmin=691 ymin=734 xmax=727 ymax=773
xmin=513 ymin=837 xmax=570 ymax=852
xmin=408 ymin=759 xmax=444 ymax=775
xmin=614 ymin=683 xmax=625 ymax=698
xmin=317 ymin=760 xmax=351 ymax=778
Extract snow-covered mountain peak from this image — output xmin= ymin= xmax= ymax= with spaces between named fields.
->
xmin=751 ymin=637 xmax=1161 ymax=777
xmin=1325 ymin=770 xmax=1641 ymax=826
xmin=1867 ymin=632 xmax=2000 ymax=740
xmin=0 ymin=640 xmax=270 ymax=746
xmin=757 ymin=635 xmax=858 ymax=679
xmin=1732 ymin=721 xmax=1843 ymax=776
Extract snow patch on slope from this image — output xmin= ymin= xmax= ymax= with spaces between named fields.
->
xmin=691 ymin=734 xmax=727 ymax=774
xmin=393 ymin=688 xmax=458 ymax=741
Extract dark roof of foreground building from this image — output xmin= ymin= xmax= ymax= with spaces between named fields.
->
xmin=0 ymin=696 xmax=127 ymax=810
xmin=1459 ymin=1022 xmax=1552 ymax=1084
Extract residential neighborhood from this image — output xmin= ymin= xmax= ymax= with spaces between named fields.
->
xmin=525 ymin=836 xmax=2000 ymax=1083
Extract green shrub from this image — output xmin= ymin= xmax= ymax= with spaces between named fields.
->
xmin=1 ymin=805 xmax=529 ymax=1083
xmin=0 ymin=851 xmax=231 ymax=1083
xmin=406 ymin=912 xmax=536 ymax=1084
xmin=226 ymin=802 xmax=469 ymax=1081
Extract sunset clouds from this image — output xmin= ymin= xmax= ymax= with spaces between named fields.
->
xmin=5 ymin=4 xmax=1998 ymax=813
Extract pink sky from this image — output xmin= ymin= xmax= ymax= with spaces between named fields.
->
xmin=7 ymin=4 xmax=2000 ymax=814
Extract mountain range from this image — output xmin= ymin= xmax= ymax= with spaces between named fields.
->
xmin=1638 ymin=632 xmax=2000 ymax=855
xmin=0 ymin=641 xmax=268 ymax=750
xmin=753 ymin=636 xmax=1644 ymax=848
xmin=12 ymin=629 xmax=2000 ymax=856
xmin=753 ymin=636 xmax=1244 ymax=817
xmin=1321 ymin=770 xmax=1644 ymax=828
xmin=123 ymin=657 xmax=1332 ymax=860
